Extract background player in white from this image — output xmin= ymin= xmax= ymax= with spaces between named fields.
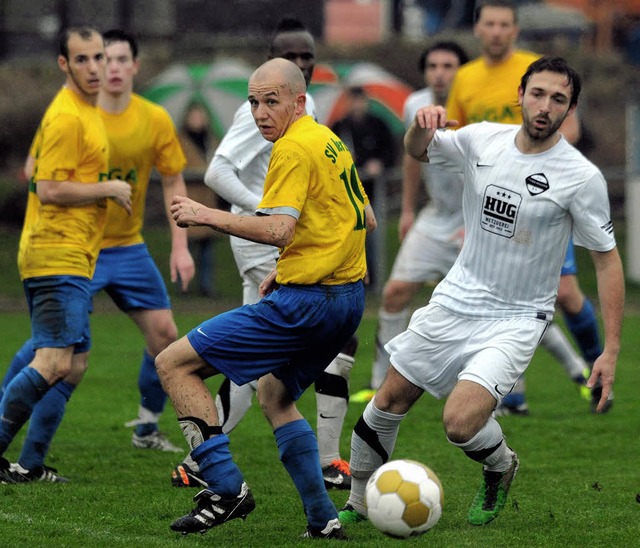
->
xmin=339 ymin=57 xmax=624 ymax=527
xmin=170 ymin=18 xmax=356 ymax=491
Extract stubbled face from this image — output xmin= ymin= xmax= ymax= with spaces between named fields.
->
xmin=103 ymin=40 xmax=138 ymax=96
xmin=424 ymin=50 xmax=462 ymax=104
xmin=59 ymin=31 xmax=105 ymax=102
xmin=249 ymin=71 xmax=302 ymax=142
xmin=474 ymin=6 xmax=518 ymax=63
xmin=519 ymin=70 xmax=574 ymax=142
xmin=270 ymin=31 xmax=315 ymax=86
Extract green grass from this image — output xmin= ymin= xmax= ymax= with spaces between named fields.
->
xmin=0 ymin=216 xmax=638 ymax=545
xmin=0 ymin=310 xmax=639 ymax=547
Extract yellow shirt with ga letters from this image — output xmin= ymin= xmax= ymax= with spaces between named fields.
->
xmin=446 ymin=50 xmax=541 ymax=126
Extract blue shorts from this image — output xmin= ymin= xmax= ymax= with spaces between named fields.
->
xmin=561 ymin=239 xmax=578 ymax=276
xmin=23 ymin=275 xmax=92 ymax=353
xmin=187 ymin=281 xmax=365 ymax=400
xmin=90 ymin=244 xmax=171 ymax=311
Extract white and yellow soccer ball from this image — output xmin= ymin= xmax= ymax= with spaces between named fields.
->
xmin=365 ymin=459 xmax=444 ymax=538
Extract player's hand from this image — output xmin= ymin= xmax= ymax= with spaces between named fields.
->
xmin=171 ymin=195 xmax=210 ymax=228
xmin=586 ymin=353 xmax=616 ymax=413
xmin=259 ymin=269 xmax=279 ymax=298
xmin=171 ymin=247 xmax=196 ymax=291
xmin=414 ymin=105 xmax=458 ymax=131
xmin=107 ymin=180 xmax=132 ymax=215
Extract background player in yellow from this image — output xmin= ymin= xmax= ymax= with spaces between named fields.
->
xmin=1 ymin=30 xmax=195 ymax=483
xmin=446 ymin=0 xmax=606 ymax=415
xmin=156 ymin=58 xmax=375 ymax=539
xmin=0 ymin=26 xmax=132 ymax=483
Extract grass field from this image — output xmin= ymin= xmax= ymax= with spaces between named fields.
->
xmin=0 ymin=308 xmax=639 ymax=547
xmin=0 ymin=219 xmax=638 ymax=546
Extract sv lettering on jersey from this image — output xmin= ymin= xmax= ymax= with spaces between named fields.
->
xmin=481 ymin=185 xmax=522 ymax=238
xmin=324 ymin=137 xmax=348 ymax=164
xmin=469 ymin=105 xmax=517 ymax=124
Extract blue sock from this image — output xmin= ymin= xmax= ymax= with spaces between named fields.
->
xmin=275 ymin=419 xmax=337 ymax=529
xmin=18 ymin=380 xmax=75 ymax=470
xmin=135 ymin=350 xmax=167 ymax=437
xmin=563 ymin=299 xmax=602 ymax=364
xmin=191 ymin=433 xmax=244 ymax=496
xmin=0 ymin=340 xmax=36 ymax=398
xmin=0 ymin=367 xmax=50 ymax=454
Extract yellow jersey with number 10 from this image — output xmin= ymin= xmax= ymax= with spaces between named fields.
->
xmin=257 ymin=115 xmax=369 ymax=286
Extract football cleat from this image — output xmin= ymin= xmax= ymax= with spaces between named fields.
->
xmin=493 ymin=402 xmax=530 ymax=417
xmin=132 ymin=431 xmax=183 ymax=452
xmin=301 ymin=518 xmax=347 ymax=540
xmin=572 ymin=367 xmax=592 ymax=401
xmin=468 ymin=452 xmax=519 ymax=526
xmin=170 ymin=482 xmax=255 ymax=535
xmin=350 ymin=388 xmax=376 ymax=403
xmin=322 ymin=458 xmax=351 ymax=490
xmin=338 ymin=503 xmax=367 ymax=524
xmin=171 ymin=462 xmax=207 ymax=489
xmin=9 ymin=462 xmax=69 ymax=483
xmin=0 ymin=457 xmax=19 ymax=484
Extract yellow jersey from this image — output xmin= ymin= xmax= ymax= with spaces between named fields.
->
xmin=257 ymin=116 xmax=369 ymax=286
xmin=446 ymin=50 xmax=540 ymax=126
xmin=18 ymin=87 xmax=109 ymax=280
xmin=98 ymin=94 xmax=186 ymax=248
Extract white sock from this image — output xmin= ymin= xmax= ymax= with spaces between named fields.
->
xmin=449 ymin=417 xmax=513 ymax=472
xmin=371 ymin=308 xmax=410 ymax=389
xmin=540 ymin=322 xmax=588 ymax=379
xmin=316 ymin=353 xmax=354 ymax=467
xmin=215 ymin=380 xmax=257 ymax=434
xmin=347 ymin=400 xmax=406 ymax=515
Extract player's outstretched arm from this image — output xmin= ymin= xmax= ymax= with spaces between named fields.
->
xmin=170 ymin=195 xmax=296 ymax=248
xmin=36 ymin=179 xmax=132 ymax=215
xmin=587 ymin=247 xmax=625 ymax=412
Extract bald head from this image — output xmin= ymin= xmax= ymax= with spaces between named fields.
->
xmin=248 ymin=58 xmax=308 ymax=142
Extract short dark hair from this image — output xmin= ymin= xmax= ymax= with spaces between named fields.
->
xmin=269 ymin=17 xmax=311 ymax=55
xmin=58 ymin=26 xmax=100 ymax=59
xmin=474 ymin=0 xmax=518 ymax=24
xmin=103 ymin=29 xmax=139 ymax=58
xmin=520 ymin=56 xmax=581 ymax=107
xmin=418 ymin=41 xmax=469 ymax=73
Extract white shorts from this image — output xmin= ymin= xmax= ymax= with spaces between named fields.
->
xmin=389 ymin=227 xmax=460 ymax=283
xmin=386 ymin=304 xmax=548 ymax=402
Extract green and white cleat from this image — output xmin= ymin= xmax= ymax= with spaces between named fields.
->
xmin=468 ymin=453 xmax=519 ymax=526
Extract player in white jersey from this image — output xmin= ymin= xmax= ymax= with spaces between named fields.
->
xmin=353 ymin=42 xmax=589 ymax=404
xmin=170 ymin=18 xmax=356 ymax=491
xmin=339 ymin=57 xmax=624 ymax=528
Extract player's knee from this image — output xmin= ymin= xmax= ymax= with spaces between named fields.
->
xmin=442 ymin=411 xmax=476 ymax=444
xmin=148 ymin=319 xmax=179 ymax=356
xmin=382 ymin=281 xmax=412 ymax=311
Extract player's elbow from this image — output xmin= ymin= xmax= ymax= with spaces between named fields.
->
xmin=365 ymin=205 xmax=377 ymax=234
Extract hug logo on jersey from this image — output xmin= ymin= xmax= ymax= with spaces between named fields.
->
xmin=525 ymin=173 xmax=549 ymax=196
xmin=481 ymin=185 xmax=521 ymax=238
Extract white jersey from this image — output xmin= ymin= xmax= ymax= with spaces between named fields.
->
xmin=403 ymin=88 xmax=463 ymax=242
xmin=210 ymin=95 xmax=316 ymax=274
xmin=428 ymin=122 xmax=615 ymax=319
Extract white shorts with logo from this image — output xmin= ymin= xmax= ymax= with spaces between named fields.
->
xmin=389 ymin=221 xmax=461 ymax=283
xmin=386 ymin=304 xmax=548 ymax=402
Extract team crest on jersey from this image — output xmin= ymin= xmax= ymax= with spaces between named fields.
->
xmin=481 ymin=185 xmax=521 ymax=238
xmin=525 ymin=173 xmax=549 ymax=196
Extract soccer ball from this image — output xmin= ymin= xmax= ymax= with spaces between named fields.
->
xmin=365 ymin=459 xmax=444 ymax=538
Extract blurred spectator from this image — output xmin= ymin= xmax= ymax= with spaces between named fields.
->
xmin=331 ymin=86 xmax=396 ymax=289
xmin=179 ymin=103 xmax=219 ymax=297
